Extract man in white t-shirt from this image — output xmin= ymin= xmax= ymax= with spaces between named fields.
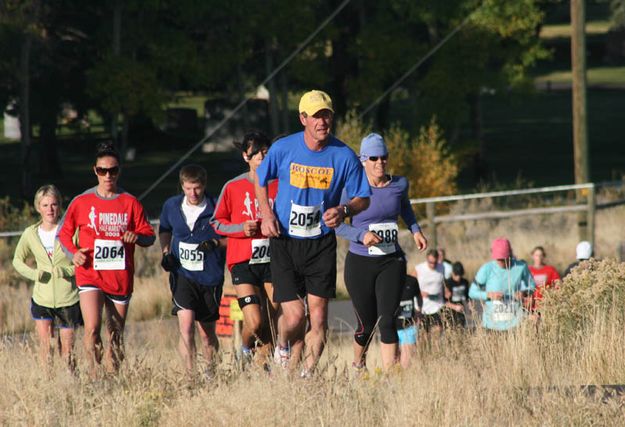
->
xmin=413 ymin=249 xmax=447 ymax=343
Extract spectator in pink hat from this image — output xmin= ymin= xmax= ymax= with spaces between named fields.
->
xmin=468 ymin=238 xmax=535 ymax=331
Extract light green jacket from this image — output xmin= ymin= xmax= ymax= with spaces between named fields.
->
xmin=12 ymin=222 xmax=79 ymax=308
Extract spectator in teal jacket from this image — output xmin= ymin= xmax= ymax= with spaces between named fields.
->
xmin=469 ymin=238 xmax=535 ymax=331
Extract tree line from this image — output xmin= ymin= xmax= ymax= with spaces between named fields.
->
xmin=0 ymin=0 xmax=551 ymax=196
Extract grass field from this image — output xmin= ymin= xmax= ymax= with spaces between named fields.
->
xmin=1 ymin=302 xmax=625 ymax=425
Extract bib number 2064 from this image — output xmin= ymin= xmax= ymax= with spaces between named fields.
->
xmin=93 ymin=239 xmax=125 ymax=270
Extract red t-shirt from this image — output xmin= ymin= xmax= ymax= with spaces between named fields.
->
xmin=58 ymin=188 xmax=155 ymax=295
xmin=210 ymin=174 xmax=278 ymax=270
xmin=529 ymin=264 xmax=561 ymax=307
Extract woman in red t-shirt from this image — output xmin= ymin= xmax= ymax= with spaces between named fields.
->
xmin=528 ymin=246 xmax=561 ymax=311
xmin=58 ymin=142 xmax=155 ymax=376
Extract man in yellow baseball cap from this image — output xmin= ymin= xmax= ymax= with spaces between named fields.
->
xmin=254 ymin=90 xmax=370 ymax=377
xmin=298 ymin=90 xmax=334 ymax=116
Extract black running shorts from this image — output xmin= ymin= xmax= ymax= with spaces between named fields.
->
xmin=270 ymin=233 xmax=337 ymax=302
xmin=231 ymin=261 xmax=272 ymax=287
xmin=171 ymin=273 xmax=223 ymax=323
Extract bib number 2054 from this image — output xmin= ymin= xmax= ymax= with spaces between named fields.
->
xmin=289 ymin=203 xmax=321 ymax=238
xmin=93 ymin=239 xmax=125 ymax=270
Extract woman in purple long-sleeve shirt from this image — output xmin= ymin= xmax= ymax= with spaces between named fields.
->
xmin=336 ymin=133 xmax=428 ymax=371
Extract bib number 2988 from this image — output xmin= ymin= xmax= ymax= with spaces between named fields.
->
xmin=289 ymin=203 xmax=321 ymax=238
xmin=368 ymin=223 xmax=399 ymax=255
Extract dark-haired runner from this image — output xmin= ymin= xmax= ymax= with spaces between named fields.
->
xmin=445 ymin=261 xmax=469 ymax=328
xmin=160 ymin=164 xmax=225 ymax=375
xmin=58 ymin=143 xmax=155 ymax=377
xmin=211 ymin=132 xmax=280 ymax=365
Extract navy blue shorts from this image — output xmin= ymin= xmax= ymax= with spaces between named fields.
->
xmin=31 ymin=299 xmax=83 ymax=328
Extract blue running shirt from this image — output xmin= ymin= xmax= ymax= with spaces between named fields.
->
xmin=256 ymin=132 xmax=371 ymax=239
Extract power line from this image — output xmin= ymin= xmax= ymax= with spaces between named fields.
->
xmin=359 ymin=5 xmax=483 ymax=120
xmin=139 ymin=0 xmax=353 ymax=201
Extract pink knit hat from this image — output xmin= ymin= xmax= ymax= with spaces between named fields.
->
xmin=491 ymin=238 xmax=512 ymax=259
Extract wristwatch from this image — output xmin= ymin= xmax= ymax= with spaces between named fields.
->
xmin=342 ymin=204 xmax=350 ymax=217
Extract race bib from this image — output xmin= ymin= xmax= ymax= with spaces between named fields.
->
xmin=178 ymin=242 xmax=204 ymax=271
xmin=250 ymin=238 xmax=271 ymax=264
xmin=93 ymin=239 xmax=125 ymax=270
xmin=289 ymin=203 xmax=321 ymax=238
xmin=491 ymin=300 xmax=518 ymax=323
xmin=398 ymin=299 xmax=414 ymax=319
xmin=368 ymin=223 xmax=399 ymax=255
xmin=451 ymin=286 xmax=467 ymax=303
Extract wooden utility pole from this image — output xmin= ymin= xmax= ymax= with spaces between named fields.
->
xmin=571 ymin=0 xmax=589 ymax=241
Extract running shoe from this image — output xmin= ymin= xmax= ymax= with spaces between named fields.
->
xmin=300 ymin=368 xmax=312 ymax=379
xmin=351 ymin=361 xmax=368 ymax=380
xmin=273 ymin=345 xmax=290 ymax=368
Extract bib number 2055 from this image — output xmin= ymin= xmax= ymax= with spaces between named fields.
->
xmin=178 ymin=242 xmax=204 ymax=271
xmin=289 ymin=203 xmax=321 ymax=238
xmin=93 ymin=239 xmax=125 ymax=270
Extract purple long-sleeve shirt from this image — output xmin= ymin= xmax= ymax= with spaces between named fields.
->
xmin=336 ymin=175 xmax=421 ymax=257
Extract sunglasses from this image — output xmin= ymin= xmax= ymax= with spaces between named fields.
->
xmin=368 ymin=155 xmax=388 ymax=162
xmin=95 ymin=166 xmax=120 ymax=176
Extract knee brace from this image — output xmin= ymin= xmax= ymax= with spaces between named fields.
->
xmin=354 ymin=328 xmax=374 ymax=347
xmin=238 ymin=294 xmax=260 ymax=309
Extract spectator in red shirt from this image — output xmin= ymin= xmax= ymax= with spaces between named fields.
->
xmin=528 ymin=246 xmax=560 ymax=311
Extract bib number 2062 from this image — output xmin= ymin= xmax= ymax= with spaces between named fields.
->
xmin=250 ymin=239 xmax=271 ymax=264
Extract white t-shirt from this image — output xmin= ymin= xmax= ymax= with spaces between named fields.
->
xmin=442 ymin=261 xmax=453 ymax=280
xmin=415 ymin=261 xmax=446 ymax=315
xmin=181 ymin=197 xmax=206 ymax=231
xmin=38 ymin=225 xmax=58 ymax=258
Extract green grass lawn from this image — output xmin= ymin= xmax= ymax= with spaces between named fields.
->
xmin=535 ymin=66 xmax=625 ymax=86
xmin=539 ymin=20 xmax=610 ymax=40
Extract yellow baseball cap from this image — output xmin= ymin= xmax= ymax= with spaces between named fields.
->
xmin=298 ymin=90 xmax=334 ymax=116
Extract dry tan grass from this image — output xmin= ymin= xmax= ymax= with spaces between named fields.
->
xmin=1 ymin=315 xmax=625 ymax=426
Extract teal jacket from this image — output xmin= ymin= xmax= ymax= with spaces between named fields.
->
xmin=469 ymin=259 xmax=535 ymax=331
xmin=12 ymin=222 xmax=79 ymax=308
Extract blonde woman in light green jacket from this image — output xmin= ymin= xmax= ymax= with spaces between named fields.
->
xmin=12 ymin=185 xmax=82 ymax=371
